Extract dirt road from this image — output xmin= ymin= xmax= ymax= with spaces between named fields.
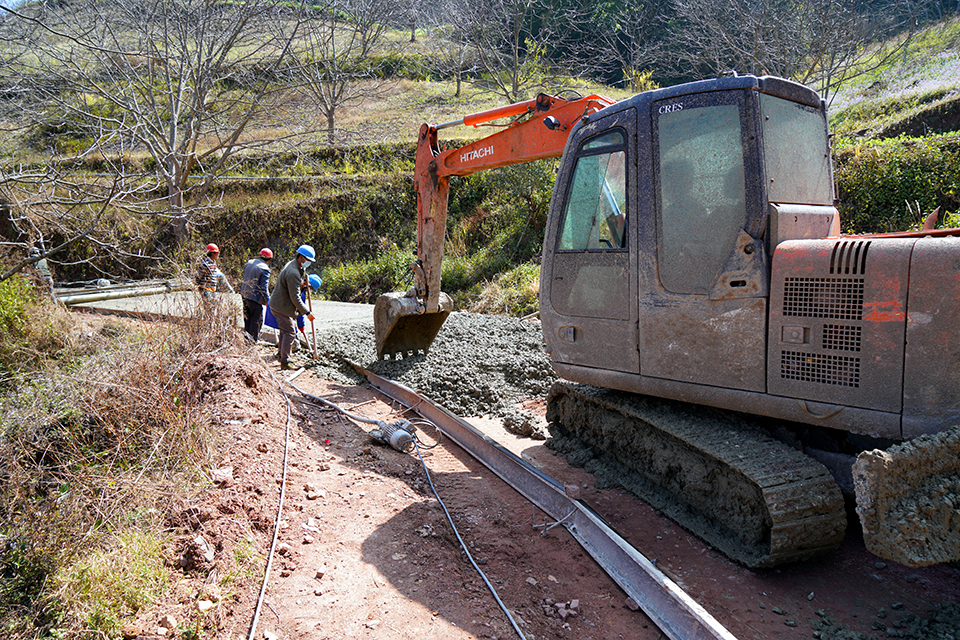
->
xmin=116 ymin=307 xmax=960 ymax=640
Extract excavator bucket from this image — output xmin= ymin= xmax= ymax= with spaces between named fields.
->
xmin=373 ymin=291 xmax=453 ymax=359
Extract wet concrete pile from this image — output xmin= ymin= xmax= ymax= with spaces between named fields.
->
xmin=304 ymin=311 xmax=557 ymax=437
xmin=853 ymin=425 xmax=960 ymax=567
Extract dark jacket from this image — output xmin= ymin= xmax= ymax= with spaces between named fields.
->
xmin=240 ymin=257 xmax=271 ymax=305
xmin=269 ymin=258 xmax=310 ymax=318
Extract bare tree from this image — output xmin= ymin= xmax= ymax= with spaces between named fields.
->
xmin=0 ymin=158 xmax=136 ymax=282
xmin=294 ymin=0 xmax=399 ymax=144
xmin=668 ymin=0 xmax=933 ymax=104
xmin=424 ymin=2 xmax=477 ymax=97
xmin=590 ymin=0 xmax=666 ymax=91
xmin=1 ymin=0 xmax=307 ymax=244
xmin=462 ymin=0 xmax=594 ymax=102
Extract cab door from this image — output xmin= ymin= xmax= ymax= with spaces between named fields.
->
xmin=639 ymin=90 xmax=769 ymax=391
xmin=541 ymin=108 xmax=638 ymax=373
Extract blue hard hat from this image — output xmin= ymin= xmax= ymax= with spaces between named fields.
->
xmin=296 ymin=245 xmax=316 ymax=262
xmin=308 ymin=274 xmax=322 ymax=291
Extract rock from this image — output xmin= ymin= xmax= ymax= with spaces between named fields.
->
xmin=548 ymin=575 xmax=558 ymax=583
xmin=625 ymin=597 xmax=640 ymax=611
xmin=525 ymin=577 xmax=537 ymax=586
xmin=120 ymin=624 xmax=141 ymax=639
xmin=303 ymin=535 xmax=314 ymax=544
xmin=315 ymin=566 xmax=327 ymax=579
xmin=304 ymin=482 xmax=319 ymax=492
xmin=211 ymin=466 xmax=233 ymax=484
xmin=195 ymin=535 xmax=214 ymax=563
xmin=201 ymin=582 xmax=222 ymax=602
xmin=569 ymin=599 xmax=580 ymax=613
xmin=197 ymin=599 xmax=216 ymax=612
xmin=258 ymin=442 xmax=269 ymax=453
xmin=158 ymin=614 xmax=177 ymax=630
xmin=853 ymin=427 xmax=960 ymax=567
xmin=263 ymin=632 xmax=278 ymax=640
xmin=564 ymin=484 xmax=581 ymax=499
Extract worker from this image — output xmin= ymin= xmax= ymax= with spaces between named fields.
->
xmin=195 ymin=243 xmax=234 ymax=299
xmin=265 ymin=273 xmax=322 ymax=351
xmin=240 ymin=247 xmax=273 ymax=342
xmin=268 ymin=245 xmax=316 ymax=370
xmin=28 ymin=246 xmax=56 ymax=302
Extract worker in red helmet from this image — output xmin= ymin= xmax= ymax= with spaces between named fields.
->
xmin=240 ymin=247 xmax=274 ymax=341
xmin=195 ymin=242 xmax=234 ymax=299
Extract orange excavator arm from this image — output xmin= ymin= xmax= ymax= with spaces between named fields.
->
xmin=374 ymin=92 xmax=616 ymax=359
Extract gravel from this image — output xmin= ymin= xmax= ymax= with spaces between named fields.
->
xmin=299 ymin=311 xmax=558 ymax=437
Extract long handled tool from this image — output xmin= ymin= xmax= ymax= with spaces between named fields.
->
xmin=305 ymin=285 xmax=319 ymax=360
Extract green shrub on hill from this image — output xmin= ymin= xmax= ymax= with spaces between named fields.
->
xmin=0 ymin=276 xmax=70 ymax=377
xmin=835 ymin=134 xmax=960 ymax=233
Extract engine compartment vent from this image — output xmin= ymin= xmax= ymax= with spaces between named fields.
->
xmin=822 ymin=324 xmax=862 ymax=352
xmin=780 ymin=351 xmax=861 ymax=387
xmin=830 ymin=240 xmax=871 ymax=275
xmin=782 ymin=277 xmax=864 ymax=320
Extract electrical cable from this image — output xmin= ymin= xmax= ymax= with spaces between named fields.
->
xmin=284 ymin=378 xmax=525 ymax=640
xmin=246 ymin=369 xmax=294 ymax=640
xmin=413 ymin=439 xmax=528 ymax=640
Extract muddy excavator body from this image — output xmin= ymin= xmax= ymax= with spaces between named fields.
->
xmin=379 ymin=76 xmax=960 ymax=567
xmin=539 ymin=75 xmax=960 ymax=567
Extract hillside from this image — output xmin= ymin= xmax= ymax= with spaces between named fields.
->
xmin=2 ymin=7 xmax=960 ymax=640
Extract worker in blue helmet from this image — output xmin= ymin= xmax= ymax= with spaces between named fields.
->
xmin=268 ymin=245 xmax=316 ymax=370
xmin=265 ymin=273 xmax=322 ymax=348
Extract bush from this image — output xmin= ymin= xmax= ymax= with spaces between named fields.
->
xmin=835 ymin=134 xmax=960 ymax=233
xmin=0 ymin=297 xmax=240 ymax=638
xmin=46 ymin=530 xmax=169 ymax=638
xmin=0 ymin=276 xmax=72 ymax=377
xmin=466 ymin=261 xmax=541 ymax=316
xmin=321 ymin=244 xmax=413 ymax=303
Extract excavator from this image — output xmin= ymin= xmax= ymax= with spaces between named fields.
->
xmin=374 ymin=75 xmax=960 ymax=568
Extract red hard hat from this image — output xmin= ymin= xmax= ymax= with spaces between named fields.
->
xmin=260 ymin=248 xmax=273 ymax=259
xmin=206 ymin=243 xmax=220 ymax=254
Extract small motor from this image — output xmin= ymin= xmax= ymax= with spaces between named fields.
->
xmin=369 ymin=419 xmax=416 ymax=452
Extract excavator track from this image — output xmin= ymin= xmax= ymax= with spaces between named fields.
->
xmin=546 ymin=382 xmax=847 ymax=568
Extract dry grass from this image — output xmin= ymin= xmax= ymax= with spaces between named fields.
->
xmin=0 ymin=288 xmax=247 ymax=639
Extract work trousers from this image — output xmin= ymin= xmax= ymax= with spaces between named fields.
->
xmin=242 ymin=298 xmax=264 ymax=342
xmin=274 ymin=312 xmax=297 ymax=364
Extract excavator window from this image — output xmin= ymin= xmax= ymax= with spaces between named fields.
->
xmin=654 ymin=95 xmax=748 ymax=294
xmin=760 ymin=94 xmax=833 ymax=205
xmin=557 ymin=130 xmax=627 ymax=251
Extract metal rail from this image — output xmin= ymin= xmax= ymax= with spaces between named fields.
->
xmin=357 ymin=365 xmax=739 ymax=640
